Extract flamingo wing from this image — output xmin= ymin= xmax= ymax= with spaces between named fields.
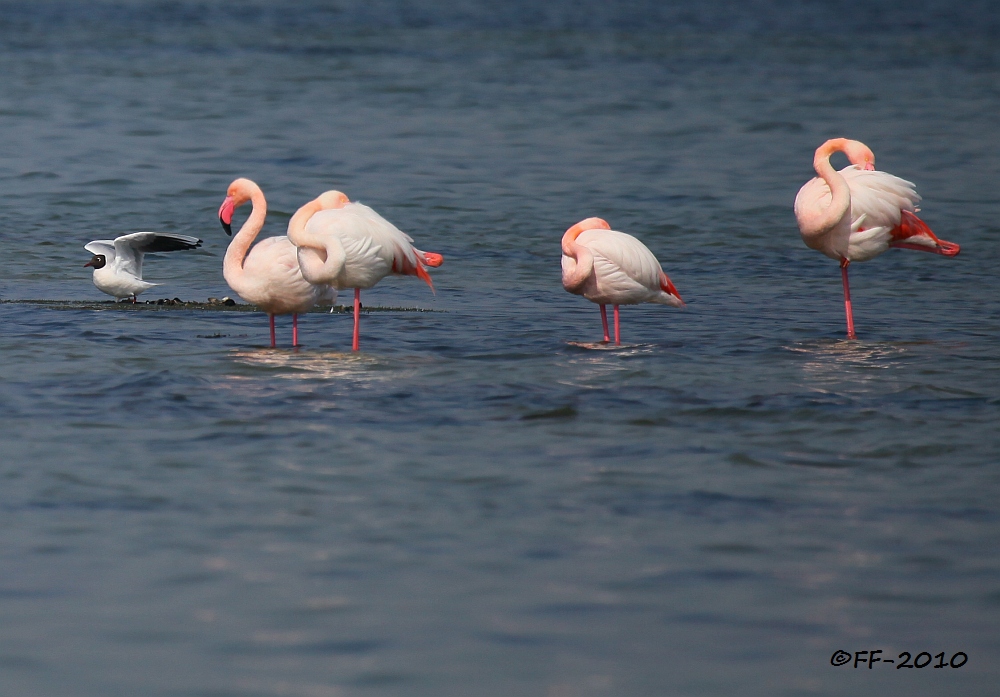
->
xmin=577 ymin=229 xmax=678 ymax=304
xmin=306 ymin=203 xmax=437 ymax=290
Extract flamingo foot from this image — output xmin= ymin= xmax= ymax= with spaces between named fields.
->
xmin=613 ymin=305 xmax=621 ymax=346
xmin=599 ymin=304 xmax=610 ymax=343
xmin=841 ymin=259 xmax=857 ymax=340
xmin=269 ymin=314 xmax=276 ymax=348
xmin=353 ymin=288 xmax=361 ymax=352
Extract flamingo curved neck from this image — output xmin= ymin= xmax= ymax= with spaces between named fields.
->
xmin=286 ymin=197 xmax=347 ymax=285
xmin=561 ymin=229 xmax=594 ymax=292
xmin=802 ymin=139 xmax=852 ymax=254
xmin=224 ymin=186 xmax=267 ymax=293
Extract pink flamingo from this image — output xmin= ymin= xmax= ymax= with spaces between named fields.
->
xmin=561 ymin=217 xmax=684 ymax=345
xmin=286 ymin=190 xmax=443 ymax=351
xmin=795 ymin=138 xmax=960 ymax=339
xmin=217 ymin=178 xmax=334 ymax=348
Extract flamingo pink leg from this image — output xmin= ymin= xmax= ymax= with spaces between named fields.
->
xmin=292 ymin=313 xmax=299 ymax=347
xmin=269 ymin=314 xmax=276 ymax=348
xmin=840 ymin=259 xmax=857 ymax=340
xmin=613 ymin=305 xmax=621 ymax=345
xmin=599 ymin=304 xmax=610 ymax=342
xmin=353 ymin=288 xmax=361 ymax=351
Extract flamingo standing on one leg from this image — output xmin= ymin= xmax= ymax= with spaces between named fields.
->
xmin=794 ymin=138 xmax=960 ymax=339
xmin=286 ymin=190 xmax=443 ymax=351
xmin=561 ymin=217 xmax=684 ymax=345
xmin=217 ymin=178 xmax=335 ymax=348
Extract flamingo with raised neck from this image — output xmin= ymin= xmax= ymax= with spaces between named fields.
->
xmin=218 ymin=178 xmax=333 ymax=348
xmin=794 ymin=138 xmax=960 ymax=339
xmin=286 ymin=190 xmax=443 ymax=351
xmin=561 ymin=217 xmax=683 ymax=345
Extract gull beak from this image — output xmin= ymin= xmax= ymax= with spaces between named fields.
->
xmin=219 ymin=196 xmax=235 ymax=236
xmin=83 ymin=259 xmax=96 ymax=268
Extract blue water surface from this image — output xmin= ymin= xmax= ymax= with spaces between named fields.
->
xmin=1 ymin=2 xmax=998 ymax=696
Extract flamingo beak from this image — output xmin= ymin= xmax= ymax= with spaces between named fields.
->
xmin=219 ymin=196 xmax=235 ymax=236
xmin=663 ymin=276 xmax=685 ymax=307
xmin=863 ymin=161 xmax=875 ymax=171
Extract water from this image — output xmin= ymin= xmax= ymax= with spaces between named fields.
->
xmin=1 ymin=2 xmax=999 ymax=695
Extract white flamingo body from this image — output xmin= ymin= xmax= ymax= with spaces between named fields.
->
xmin=562 ymin=228 xmax=682 ymax=307
xmin=795 ymin=165 xmax=924 ymax=263
xmin=794 ymin=138 xmax=960 ymax=339
xmin=561 ymin=217 xmax=683 ymax=345
xmin=227 ymin=234 xmax=330 ymax=315
xmin=299 ymin=203 xmax=429 ymax=290
xmin=218 ymin=178 xmax=334 ymax=346
xmin=286 ymin=191 xmax=443 ymax=351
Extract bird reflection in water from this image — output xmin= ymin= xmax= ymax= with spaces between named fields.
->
xmin=227 ymin=348 xmax=386 ymax=383
xmin=787 ymin=339 xmax=913 ymax=388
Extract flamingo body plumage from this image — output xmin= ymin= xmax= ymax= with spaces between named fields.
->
xmin=218 ymin=178 xmax=334 ymax=347
xmin=794 ymin=138 xmax=960 ymax=339
xmin=561 ymin=217 xmax=683 ymax=345
xmin=287 ymin=191 xmax=442 ymax=350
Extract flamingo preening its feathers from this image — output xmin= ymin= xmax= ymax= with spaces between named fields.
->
xmin=794 ymin=138 xmax=959 ymax=339
xmin=561 ymin=217 xmax=683 ymax=345
xmin=286 ymin=190 xmax=443 ymax=351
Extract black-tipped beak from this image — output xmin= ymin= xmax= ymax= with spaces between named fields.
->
xmin=221 ymin=218 xmax=232 ymax=236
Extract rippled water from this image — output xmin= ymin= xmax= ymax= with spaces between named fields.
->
xmin=1 ymin=2 xmax=999 ymax=696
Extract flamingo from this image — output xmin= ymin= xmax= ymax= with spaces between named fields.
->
xmin=84 ymin=232 xmax=202 ymax=302
xmin=217 ymin=178 xmax=334 ymax=348
xmin=285 ymin=190 xmax=443 ymax=351
xmin=795 ymin=138 xmax=959 ymax=339
xmin=561 ymin=217 xmax=684 ymax=345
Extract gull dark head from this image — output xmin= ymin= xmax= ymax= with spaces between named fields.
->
xmin=84 ymin=254 xmax=106 ymax=269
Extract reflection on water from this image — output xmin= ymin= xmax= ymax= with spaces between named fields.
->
xmin=226 ymin=348 xmax=399 ymax=384
xmin=786 ymin=340 xmax=912 ymax=388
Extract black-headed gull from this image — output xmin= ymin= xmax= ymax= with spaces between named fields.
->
xmin=84 ymin=232 xmax=203 ymax=302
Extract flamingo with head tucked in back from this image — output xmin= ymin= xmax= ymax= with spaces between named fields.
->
xmin=286 ymin=190 xmax=443 ymax=351
xmin=217 ymin=178 xmax=334 ymax=348
xmin=561 ymin=217 xmax=684 ymax=345
xmin=794 ymin=138 xmax=960 ymax=339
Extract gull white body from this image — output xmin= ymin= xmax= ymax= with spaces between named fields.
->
xmin=84 ymin=232 xmax=202 ymax=300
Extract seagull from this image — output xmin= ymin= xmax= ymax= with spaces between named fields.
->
xmin=84 ymin=232 xmax=203 ymax=302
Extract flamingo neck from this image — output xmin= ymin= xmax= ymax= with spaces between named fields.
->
xmin=286 ymin=194 xmax=348 ymax=285
xmin=561 ymin=227 xmax=594 ymax=292
xmin=803 ymin=139 xmax=852 ymax=252
xmin=224 ymin=186 xmax=267 ymax=291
